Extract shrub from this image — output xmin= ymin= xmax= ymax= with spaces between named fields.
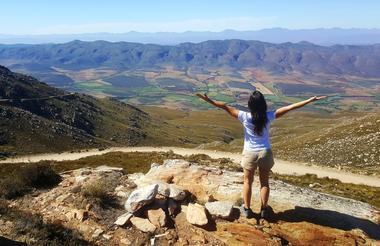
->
xmin=18 ymin=164 xmax=62 ymax=188
xmin=82 ymin=181 xmax=109 ymax=201
xmin=0 ymin=163 xmax=61 ymax=199
xmin=81 ymin=180 xmax=117 ymax=208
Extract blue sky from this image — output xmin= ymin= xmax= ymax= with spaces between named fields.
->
xmin=2 ymin=0 xmax=380 ymax=34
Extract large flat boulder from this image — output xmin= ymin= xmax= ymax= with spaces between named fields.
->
xmin=205 ymin=201 xmax=234 ymax=219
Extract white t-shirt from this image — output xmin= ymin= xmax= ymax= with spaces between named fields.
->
xmin=238 ymin=110 xmax=276 ymax=151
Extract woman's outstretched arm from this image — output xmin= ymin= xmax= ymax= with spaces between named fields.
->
xmin=196 ymin=93 xmax=238 ymax=118
xmin=275 ymin=96 xmax=327 ymax=118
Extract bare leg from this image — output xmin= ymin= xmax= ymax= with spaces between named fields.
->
xmin=258 ymin=167 xmax=270 ymax=208
xmin=243 ymin=168 xmax=254 ymax=208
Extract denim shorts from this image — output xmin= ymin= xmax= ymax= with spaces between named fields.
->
xmin=240 ymin=148 xmax=274 ymax=171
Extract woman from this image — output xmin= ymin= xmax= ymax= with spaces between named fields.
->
xmin=196 ymin=91 xmax=326 ymax=219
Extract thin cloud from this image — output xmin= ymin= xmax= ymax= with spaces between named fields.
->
xmin=30 ymin=16 xmax=278 ymax=35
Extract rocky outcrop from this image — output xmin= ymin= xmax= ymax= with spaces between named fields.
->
xmin=1 ymin=161 xmax=379 ymax=245
xmin=130 ymin=159 xmax=378 ymax=223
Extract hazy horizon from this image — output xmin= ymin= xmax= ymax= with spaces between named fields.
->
xmin=2 ymin=0 xmax=380 ymax=35
xmin=1 ymin=27 xmax=380 ymax=46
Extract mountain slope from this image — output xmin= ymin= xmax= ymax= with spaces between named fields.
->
xmin=1 ymin=40 xmax=380 ymax=78
xmin=272 ymin=112 xmax=380 ymax=175
xmin=0 ymin=66 xmax=199 ymax=156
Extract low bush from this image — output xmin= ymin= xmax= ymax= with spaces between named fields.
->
xmin=0 ymin=163 xmax=61 ymax=199
xmin=81 ymin=180 xmax=118 ymax=208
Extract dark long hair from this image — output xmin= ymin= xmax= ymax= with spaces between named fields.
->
xmin=248 ymin=91 xmax=268 ymax=135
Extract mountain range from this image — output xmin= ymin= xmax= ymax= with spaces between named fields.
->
xmin=1 ymin=28 xmax=380 ymax=45
xmin=1 ymin=39 xmax=380 ymax=79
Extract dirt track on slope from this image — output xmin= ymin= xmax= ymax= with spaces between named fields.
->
xmin=1 ymin=146 xmax=379 ymax=187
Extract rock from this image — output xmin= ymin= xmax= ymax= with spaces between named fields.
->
xmin=205 ymin=201 xmax=234 ymax=219
xmin=116 ymin=191 xmax=129 ymax=198
xmin=186 ymin=203 xmax=208 ymax=226
xmin=168 ymin=199 xmax=179 ymax=217
xmin=181 ymin=205 xmax=188 ymax=214
xmin=157 ymin=182 xmax=187 ymax=200
xmin=217 ymin=223 xmax=274 ymax=245
xmin=115 ymin=185 xmax=127 ymax=191
xmin=66 ymin=209 xmax=89 ymax=222
xmin=373 ymin=211 xmax=380 ymax=225
xmin=102 ymin=233 xmax=113 ymax=240
xmin=168 ymin=184 xmax=187 ymax=201
xmin=156 ymin=182 xmax=171 ymax=197
xmin=190 ymin=234 xmax=207 ymax=244
xmin=56 ymin=193 xmax=71 ymax=203
xmin=124 ymin=184 xmax=158 ymax=212
xmin=272 ymin=222 xmax=363 ymax=246
xmin=145 ymin=208 xmax=167 ymax=228
xmin=75 ymin=209 xmax=88 ymax=222
xmin=75 ymin=175 xmax=88 ymax=184
xmin=65 ymin=211 xmax=76 ymax=220
xmin=130 ymin=217 xmax=156 ymax=233
xmin=70 ymin=185 xmax=81 ymax=193
xmin=115 ymin=185 xmax=130 ymax=198
xmin=92 ymin=228 xmax=104 ymax=238
xmin=114 ymin=213 xmax=133 ymax=226
xmin=120 ymin=238 xmax=132 ymax=245
xmin=95 ymin=165 xmax=124 ymax=173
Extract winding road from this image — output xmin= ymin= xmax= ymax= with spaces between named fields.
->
xmin=1 ymin=146 xmax=379 ymax=187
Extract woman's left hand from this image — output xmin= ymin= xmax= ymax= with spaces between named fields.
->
xmin=309 ymin=95 xmax=327 ymax=102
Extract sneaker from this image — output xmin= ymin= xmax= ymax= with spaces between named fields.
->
xmin=260 ymin=206 xmax=269 ymax=220
xmin=241 ymin=205 xmax=255 ymax=219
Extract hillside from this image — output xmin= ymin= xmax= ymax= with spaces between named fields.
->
xmin=0 ymin=66 xmax=250 ymax=157
xmin=168 ymin=110 xmax=380 ymax=176
xmin=272 ymin=112 xmax=380 ymax=176
xmin=0 ymin=66 xmax=192 ymax=156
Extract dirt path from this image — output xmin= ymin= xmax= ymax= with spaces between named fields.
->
xmin=1 ymin=146 xmax=380 ymax=187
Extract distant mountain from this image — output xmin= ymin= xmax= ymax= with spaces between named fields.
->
xmin=0 ymin=66 xmax=195 ymax=156
xmin=1 ymin=28 xmax=380 ymax=45
xmin=1 ymin=39 xmax=380 ymax=78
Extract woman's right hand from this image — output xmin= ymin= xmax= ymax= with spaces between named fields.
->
xmin=196 ymin=93 xmax=209 ymax=100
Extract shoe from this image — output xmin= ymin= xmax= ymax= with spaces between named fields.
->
xmin=260 ymin=206 xmax=268 ymax=220
xmin=241 ymin=205 xmax=254 ymax=219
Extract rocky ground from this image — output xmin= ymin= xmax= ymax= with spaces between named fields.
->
xmin=1 ymin=159 xmax=379 ymax=245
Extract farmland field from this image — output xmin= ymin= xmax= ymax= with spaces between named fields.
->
xmin=12 ymin=65 xmax=379 ymax=112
